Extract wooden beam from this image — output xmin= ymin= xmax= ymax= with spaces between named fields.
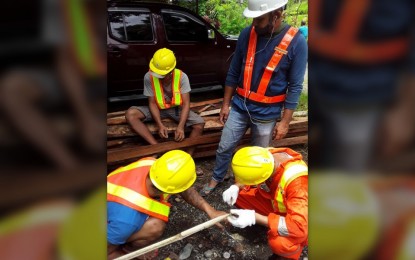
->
xmin=107 ymin=132 xmax=223 ymax=164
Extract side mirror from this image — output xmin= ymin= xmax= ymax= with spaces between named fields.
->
xmin=208 ymin=29 xmax=215 ymax=39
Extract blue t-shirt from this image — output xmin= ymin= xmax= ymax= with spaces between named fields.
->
xmin=226 ymin=25 xmax=308 ymax=120
xmin=299 ymin=26 xmax=308 ymax=40
xmin=107 ymin=202 xmax=148 ymax=245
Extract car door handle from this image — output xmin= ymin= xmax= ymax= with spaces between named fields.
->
xmin=108 ymin=47 xmax=121 ymax=56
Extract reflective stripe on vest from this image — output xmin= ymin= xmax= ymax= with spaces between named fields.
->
xmin=237 ymin=27 xmax=298 ymax=104
xmin=107 ymin=182 xmax=170 ymax=221
xmin=107 ymin=158 xmax=170 ymax=222
xmin=61 ymin=0 xmax=104 ymax=76
xmin=275 ymin=162 xmax=308 ymax=213
xmin=151 ymin=69 xmax=182 ymax=109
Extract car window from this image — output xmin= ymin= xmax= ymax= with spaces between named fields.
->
xmin=162 ymin=10 xmax=207 ymax=42
xmin=108 ymin=11 xmax=153 ymax=42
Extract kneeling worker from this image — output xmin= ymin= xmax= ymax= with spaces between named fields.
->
xmin=224 ymin=146 xmax=308 ymax=259
xmin=107 ymin=150 xmax=226 ymax=259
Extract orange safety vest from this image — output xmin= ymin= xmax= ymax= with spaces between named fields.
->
xmin=260 ymin=148 xmax=308 ymax=214
xmin=236 ymin=26 xmax=298 ymax=104
xmin=151 ymin=69 xmax=183 ymax=110
xmin=107 ymin=158 xmax=171 ymax=222
xmin=309 ymin=0 xmax=410 ymax=63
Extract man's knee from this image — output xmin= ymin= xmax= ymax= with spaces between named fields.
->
xmin=268 ymin=236 xmax=303 ymax=260
xmin=125 ymin=108 xmax=144 ymax=122
xmin=147 ymin=219 xmax=166 ymax=238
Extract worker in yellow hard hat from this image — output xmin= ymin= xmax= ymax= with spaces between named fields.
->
xmin=125 ymin=48 xmax=205 ymax=156
xmin=107 ymin=150 xmax=226 ymax=259
xmin=223 ymin=146 xmax=308 ymax=259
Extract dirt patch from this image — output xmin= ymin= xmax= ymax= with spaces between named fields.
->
xmin=156 ymin=145 xmax=308 ymax=260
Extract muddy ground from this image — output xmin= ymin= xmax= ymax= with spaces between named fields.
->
xmin=155 ymin=144 xmax=308 ymax=260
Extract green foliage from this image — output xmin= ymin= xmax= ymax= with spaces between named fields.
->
xmin=176 ymin=0 xmax=308 ymax=35
xmin=297 ymin=92 xmax=308 ymax=111
xmin=285 ymin=0 xmax=308 ymax=27
xmin=199 ymin=0 xmax=251 ymax=35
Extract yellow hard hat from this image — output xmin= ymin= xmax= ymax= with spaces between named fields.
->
xmin=58 ymin=187 xmax=106 ymax=260
xmin=149 ymin=48 xmax=176 ymax=76
xmin=309 ymin=173 xmax=379 ymax=260
xmin=149 ymin=150 xmax=196 ymax=194
xmin=231 ymin=146 xmax=275 ymax=185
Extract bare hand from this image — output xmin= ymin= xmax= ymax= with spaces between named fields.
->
xmin=174 ymin=127 xmax=185 ymax=142
xmin=219 ymin=105 xmax=230 ymax=125
xmin=158 ymin=124 xmax=168 ymax=139
xmin=273 ymin=122 xmax=289 ymax=140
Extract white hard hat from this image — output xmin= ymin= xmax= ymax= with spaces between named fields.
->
xmin=243 ymin=0 xmax=288 ymax=18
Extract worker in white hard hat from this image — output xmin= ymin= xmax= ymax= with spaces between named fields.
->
xmin=201 ymin=0 xmax=307 ymax=196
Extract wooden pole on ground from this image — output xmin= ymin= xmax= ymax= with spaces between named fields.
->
xmin=114 ymin=213 xmax=230 ymax=260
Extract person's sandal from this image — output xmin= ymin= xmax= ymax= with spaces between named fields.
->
xmin=200 ymin=183 xmax=217 ymax=197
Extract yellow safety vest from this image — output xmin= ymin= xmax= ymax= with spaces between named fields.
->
xmin=151 ymin=69 xmax=183 ymax=109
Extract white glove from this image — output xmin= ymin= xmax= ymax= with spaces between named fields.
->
xmin=223 ymin=185 xmax=240 ymax=206
xmin=227 ymin=209 xmax=256 ymax=228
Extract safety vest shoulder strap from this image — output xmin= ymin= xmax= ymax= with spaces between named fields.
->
xmin=108 ymin=158 xmax=156 ymax=178
xmin=274 ymin=161 xmax=307 ymax=213
xmin=279 ymin=161 xmax=308 ymax=190
xmin=237 ymin=26 xmax=298 ymax=104
xmin=61 ymin=0 xmax=105 ymax=76
xmin=256 ymin=27 xmax=298 ymax=96
xmin=171 ymin=69 xmax=183 ymax=107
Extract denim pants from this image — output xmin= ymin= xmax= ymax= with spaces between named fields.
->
xmin=212 ymin=107 xmax=277 ymax=182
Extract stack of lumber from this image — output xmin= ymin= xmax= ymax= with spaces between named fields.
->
xmin=107 ymin=98 xmax=307 ymax=167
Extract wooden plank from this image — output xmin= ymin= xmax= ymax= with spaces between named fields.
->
xmin=107 ymin=132 xmax=223 ymax=164
xmin=196 ymin=104 xmax=213 ymax=114
xmin=107 ymin=111 xmax=125 ymax=118
xmin=108 ymin=117 xmax=307 ymax=138
xmin=199 ymin=108 xmax=221 ymax=117
xmin=107 ymin=117 xmax=223 ymax=138
xmin=190 ymin=98 xmax=222 ymax=108
xmin=191 ymin=135 xmax=308 ymax=159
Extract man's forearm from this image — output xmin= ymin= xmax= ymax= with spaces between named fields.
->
xmin=223 ymin=86 xmax=235 ymax=106
xmin=280 ymin=108 xmax=294 ymax=124
xmin=178 ymin=103 xmax=190 ymax=128
xmin=149 ymin=101 xmax=163 ymax=126
xmin=181 ymin=187 xmax=214 ymax=214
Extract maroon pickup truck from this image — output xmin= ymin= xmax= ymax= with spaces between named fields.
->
xmin=107 ymin=1 xmax=237 ymax=101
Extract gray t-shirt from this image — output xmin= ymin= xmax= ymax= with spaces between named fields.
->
xmin=143 ymin=70 xmax=191 ymax=103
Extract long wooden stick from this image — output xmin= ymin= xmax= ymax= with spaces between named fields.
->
xmin=114 ymin=213 xmax=230 ymax=260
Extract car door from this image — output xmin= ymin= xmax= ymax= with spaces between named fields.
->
xmin=107 ymin=7 xmax=158 ymax=97
xmin=160 ymin=9 xmax=223 ymax=89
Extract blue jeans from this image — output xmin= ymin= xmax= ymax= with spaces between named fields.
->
xmin=212 ymin=107 xmax=277 ymax=182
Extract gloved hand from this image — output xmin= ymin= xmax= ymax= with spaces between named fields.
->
xmin=227 ymin=209 xmax=256 ymax=228
xmin=223 ymin=185 xmax=240 ymax=206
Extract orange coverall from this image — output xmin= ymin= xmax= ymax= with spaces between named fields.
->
xmin=235 ymin=148 xmax=308 ymax=259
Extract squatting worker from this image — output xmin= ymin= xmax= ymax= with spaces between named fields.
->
xmin=224 ymin=146 xmax=308 ymax=259
xmin=107 ymin=150 xmax=226 ymax=259
xmin=125 ymin=48 xmax=205 ymax=156
xmin=200 ymin=0 xmax=307 ymax=196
